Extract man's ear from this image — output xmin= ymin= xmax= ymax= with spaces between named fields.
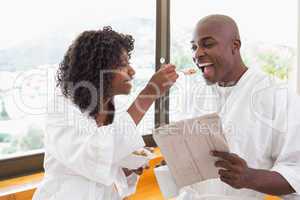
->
xmin=232 ymin=39 xmax=241 ymax=55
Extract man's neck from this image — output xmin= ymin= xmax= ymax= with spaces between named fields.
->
xmin=218 ymin=65 xmax=248 ymax=87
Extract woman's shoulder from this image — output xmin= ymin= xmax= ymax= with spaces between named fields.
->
xmin=46 ymin=90 xmax=93 ymax=126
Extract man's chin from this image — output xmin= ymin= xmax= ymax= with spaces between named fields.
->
xmin=204 ymin=77 xmax=216 ymax=86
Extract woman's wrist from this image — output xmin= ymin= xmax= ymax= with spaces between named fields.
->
xmin=142 ymin=84 xmax=160 ymax=99
xmin=127 ymin=85 xmax=157 ymax=125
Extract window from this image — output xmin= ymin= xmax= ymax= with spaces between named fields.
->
xmin=0 ymin=0 xmax=298 ymax=178
xmin=0 ymin=0 xmax=156 ymax=159
xmin=169 ymin=0 xmax=298 ymax=122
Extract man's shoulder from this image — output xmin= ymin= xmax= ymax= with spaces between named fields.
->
xmin=248 ymin=68 xmax=287 ymax=91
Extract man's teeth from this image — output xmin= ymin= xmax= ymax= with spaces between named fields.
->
xmin=199 ymin=63 xmax=213 ymax=67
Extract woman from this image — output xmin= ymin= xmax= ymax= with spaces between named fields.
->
xmin=33 ymin=26 xmax=178 ymax=200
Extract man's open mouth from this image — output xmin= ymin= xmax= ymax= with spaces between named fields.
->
xmin=198 ymin=62 xmax=214 ymax=73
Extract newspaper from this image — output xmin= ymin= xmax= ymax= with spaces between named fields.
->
xmin=153 ymin=113 xmax=229 ymax=189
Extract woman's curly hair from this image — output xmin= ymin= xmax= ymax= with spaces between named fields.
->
xmin=57 ymin=26 xmax=134 ymax=122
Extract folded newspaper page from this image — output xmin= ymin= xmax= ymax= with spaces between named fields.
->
xmin=153 ymin=113 xmax=229 ymax=189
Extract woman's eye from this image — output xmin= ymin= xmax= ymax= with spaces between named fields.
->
xmin=123 ymin=64 xmax=129 ymax=68
xmin=123 ymin=61 xmax=130 ymax=66
xmin=119 ymin=63 xmax=127 ymax=67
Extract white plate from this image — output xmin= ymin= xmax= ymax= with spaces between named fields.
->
xmin=119 ymin=149 xmax=154 ymax=169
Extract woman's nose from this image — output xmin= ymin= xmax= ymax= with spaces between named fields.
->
xmin=128 ymin=66 xmax=135 ymax=77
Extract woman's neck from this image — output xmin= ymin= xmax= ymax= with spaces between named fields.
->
xmin=95 ymin=98 xmax=113 ymax=126
xmin=95 ymin=112 xmax=107 ymax=127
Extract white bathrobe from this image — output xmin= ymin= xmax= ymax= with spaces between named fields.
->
xmin=175 ymin=68 xmax=300 ymax=200
xmin=32 ymin=94 xmax=145 ymax=200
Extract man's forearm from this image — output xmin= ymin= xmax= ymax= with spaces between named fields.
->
xmin=246 ymin=168 xmax=295 ymax=196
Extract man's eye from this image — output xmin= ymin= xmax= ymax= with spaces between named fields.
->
xmin=191 ymin=45 xmax=197 ymax=51
xmin=203 ymin=42 xmax=214 ymax=48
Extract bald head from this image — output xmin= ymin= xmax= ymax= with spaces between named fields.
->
xmin=192 ymin=14 xmax=247 ymax=86
xmin=195 ymin=14 xmax=240 ymax=45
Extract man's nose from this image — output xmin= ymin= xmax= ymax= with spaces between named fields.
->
xmin=194 ymin=47 xmax=206 ymax=58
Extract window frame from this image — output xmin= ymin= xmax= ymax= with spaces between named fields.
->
xmin=297 ymin=0 xmax=300 ymax=95
xmin=0 ymin=150 xmax=44 ymax=179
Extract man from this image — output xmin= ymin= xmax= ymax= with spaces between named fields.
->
xmin=175 ymin=15 xmax=300 ymax=200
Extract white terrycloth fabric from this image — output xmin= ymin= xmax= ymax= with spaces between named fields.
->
xmin=174 ymin=68 xmax=300 ymax=200
xmin=33 ymin=94 xmax=144 ymax=200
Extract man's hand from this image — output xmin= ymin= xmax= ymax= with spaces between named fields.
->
xmin=212 ymin=150 xmax=295 ymax=195
xmin=212 ymin=151 xmax=254 ymax=189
